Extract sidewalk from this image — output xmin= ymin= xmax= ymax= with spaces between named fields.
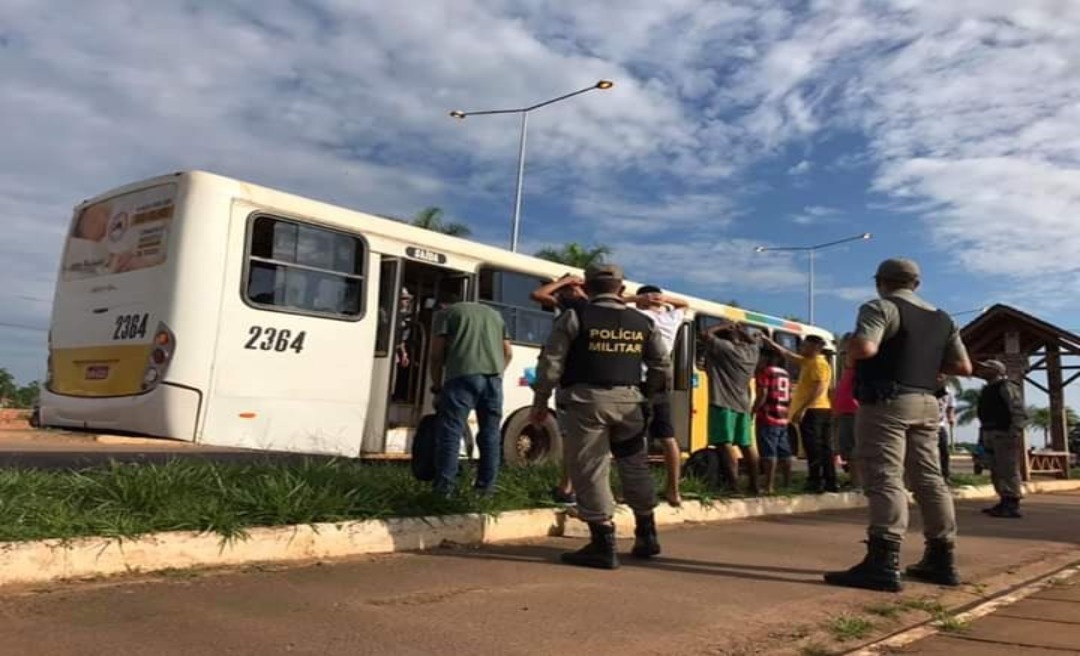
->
xmin=1 ymin=491 xmax=1077 ymax=655
xmin=890 ymin=573 xmax=1080 ymax=655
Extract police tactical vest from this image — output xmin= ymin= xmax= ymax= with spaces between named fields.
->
xmin=561 ymin=304 xmax=653 ymax=387
xmin=978 ymin=379 xmax=1014 ymax=430
xmin=855 ymin=296 xmax=952 ymax=402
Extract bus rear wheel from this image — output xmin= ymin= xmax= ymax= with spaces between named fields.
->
xmin=502 ymin=407 xmax=562 ymax=467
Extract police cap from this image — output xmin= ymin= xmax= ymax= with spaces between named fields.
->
xmin=875 ymin=258 xmax=921 ymax=282
xmin=584 ymin=262 xmax=624 ymax=282
xmin=977 ymin=359 xmax=1007 ymax=376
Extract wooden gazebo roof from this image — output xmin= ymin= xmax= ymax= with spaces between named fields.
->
xmin=960 ymin=304 xmax=1080 ymax=360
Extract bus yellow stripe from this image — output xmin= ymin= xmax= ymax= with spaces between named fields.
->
xmin=51 ymin=345 xmax=152 ymax=397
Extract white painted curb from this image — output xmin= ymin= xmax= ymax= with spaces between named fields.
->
xmin=1 ymin=480 xmax=1077 ymax=587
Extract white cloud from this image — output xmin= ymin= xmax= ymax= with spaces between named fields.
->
xmin=611 ymin=238 xmax=805 ymax=294
xmin=821 ymin=285 xmax=876 ymax=304
xmin=787 ymin=160 xmax=812 ymax=175
xmin=3 ymin=0 xmax=1080 ymax=380
xmin=790 ymin=205 xmax=841 ymax=225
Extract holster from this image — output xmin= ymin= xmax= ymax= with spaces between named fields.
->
xmin=609 ymin=401 xmax=651 ymax=459
xmin=854 ymin=380 xmax=899 ymax=404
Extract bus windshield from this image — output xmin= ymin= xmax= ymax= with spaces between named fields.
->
xmin=61 ymin=183 xmax=176 ymax=281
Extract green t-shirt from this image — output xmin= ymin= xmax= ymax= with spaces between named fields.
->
xmin=434 ymin=302 xmax=508 ymax=381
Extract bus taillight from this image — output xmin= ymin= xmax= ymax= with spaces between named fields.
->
xmin=141 ymin=323 xmax=176 ymax=392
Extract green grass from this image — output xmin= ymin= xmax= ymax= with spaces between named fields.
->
xmin=948 ymin=473 xmax=991 ymax=487
xmin=826 ymin=615 xmax=875 ymax=641
xmin=0 ymin=459 xmax=562 ymax=543
xmin=0 ymin=453 xmax=1037 ymax=544
xmin=864 ymin=602 xmax=902 ymax=619
xmin=898 ymin=598 xmax=946 ymax=615
xmin=0 ymin=458 xmax=820 ymax=543
xmin=933 ymin=613 xmax=969 ymax=633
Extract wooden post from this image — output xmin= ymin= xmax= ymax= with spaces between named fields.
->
xmin=1046 ymin=344 xmax=1067 ymax=452
xmin=1004 ymin=332 xmax=1031 ymax=481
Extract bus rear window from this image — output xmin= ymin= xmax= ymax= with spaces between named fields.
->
xmin=61 ymin=183 xmax=176 ymax=281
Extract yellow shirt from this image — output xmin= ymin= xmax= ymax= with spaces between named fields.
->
xmin=791 ymin=354 xmax=832 ymax=417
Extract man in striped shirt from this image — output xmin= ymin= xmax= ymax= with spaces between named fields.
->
xmin=753 ymin=349 xmax=792 ymax=494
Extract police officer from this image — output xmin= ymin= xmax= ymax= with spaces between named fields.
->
xmin=975 ymin=359 xmax=1028 ymax=518
xmin=530 ymin=262 xmax=672 ymax=569
xmin=825 ymin=258 xmax=972 ymax=592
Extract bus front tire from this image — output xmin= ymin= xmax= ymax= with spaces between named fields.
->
xmin=502 ymin=407 xmax=562 ymax=467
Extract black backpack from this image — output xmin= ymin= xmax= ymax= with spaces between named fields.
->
xmin=410 ymin=413 xmax=476 ymax=482
xmin=683 ymin=447 xmax=726 ymax=490
xmin=411 ymin=414 xmax=439 ymax=482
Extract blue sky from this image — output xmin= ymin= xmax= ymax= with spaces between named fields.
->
xmin=3 ymin=1 xmax=1080 ymax=435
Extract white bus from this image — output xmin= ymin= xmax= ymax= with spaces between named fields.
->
xmin=42 ymin=170 xmax=836 ymax=464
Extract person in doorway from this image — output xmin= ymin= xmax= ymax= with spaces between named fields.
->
xmin=531 ymin=274 xmax=589 ymax=314
xmin=391 ymin=288 xmax=422 ymax=403
xmin=833 ymin=334 xmax=861 ymax=490
xmin=975 ymin=359 xmax=1028 ymax=518
xmin=700 ymin=321 xmax=762 ymax=495
xmin=763 ymin=334 xmax=837 ymax=494
xmin=429 ymin=295 xmax=513 ymax=497
xmin=531 ymin=274 xmax=589 ymax=505
xmin=824 ymin=258 xmax=972 ymax=593
xmin=530 ymin=263 xmax=671 ymax=569
xmin=628 ymin=284 xmax=688 ymax=506
xmin=753 ymin=348 xmax=792 ymax=494
xmin=935 ymin=384 xmax=957 ymax=481
xmin=394 ymin=288 xmax=416 ymax=368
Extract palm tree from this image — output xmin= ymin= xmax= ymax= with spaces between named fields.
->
xmin=409 ymin=207 xmax=471 ymax=237
xmin=533 ymin=242 xmax=611 ymax=268
xmin=1027 ymin=406 xmax=1080 ymax=447
xmin=955 ymin=387 xmax=981 ymax=426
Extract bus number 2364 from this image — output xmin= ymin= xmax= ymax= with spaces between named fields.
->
xmin=244 ymin=326 xmax=307 ymax=353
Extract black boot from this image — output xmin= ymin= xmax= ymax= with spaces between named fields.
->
xmin=631 ymin=513 xmax=661 ymax=559
xmin=823 ymin=537 xmax=903 ymax=592
xmin=987 ymin=496 xmax=1022 ymax=518
xmin=561 ymin=522 xmax=619 ymax=569
xmin=981 ymin=498 xmax=1004 ymax=515
xmin=904 ymin=538 xmax=960 ymax=586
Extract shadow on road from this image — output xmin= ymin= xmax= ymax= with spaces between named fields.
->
xmin=754 ymin=497 xmax=1080 ymax=545
xmin=426 ymin=542 xmax=829 ymax=586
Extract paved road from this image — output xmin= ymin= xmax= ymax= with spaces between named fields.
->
xmin=1 ymin=492 xmax=1075 ymax=655
xmin=901 ymin=576 xmax=1080 ymax=655
xmin=0 ymin=428 xmax=338 ymax=468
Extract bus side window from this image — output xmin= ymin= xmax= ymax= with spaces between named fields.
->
xmin=478 ymin=267 xmax=552 ymax=346
xmin=246 ymin=215 xmax=366 ymax=319
xmin=773 ymin=330 xmax=802 ymax=379
xmin=693 ymin=314 xmax=728 ymax=367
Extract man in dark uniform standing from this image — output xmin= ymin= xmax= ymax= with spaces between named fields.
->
xmin=530 ymin=263 xmax=672 ymax=570
xmin=975 ymin=359 xmax=1028 ymax=518
xmin=825 ymin=258 xmax=972 ymax=592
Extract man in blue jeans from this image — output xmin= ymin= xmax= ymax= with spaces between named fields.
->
xmin=429 ymin=296 xmax=513 ymax=497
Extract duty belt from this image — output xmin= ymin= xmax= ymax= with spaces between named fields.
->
xmin=895 ymin=384 xmax=936 ymax=396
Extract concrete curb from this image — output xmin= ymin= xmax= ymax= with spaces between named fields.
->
xmin=1 ymin=480 xmax=1077 ymax=588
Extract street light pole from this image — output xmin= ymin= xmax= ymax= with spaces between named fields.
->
xmin=754 ymin=232 xmax=873 ymax=325
xmin=511 ymin=112 xmax=528 ymax=253
xmin=950 ymin=307 xmax=989 ymax=318
xmin=449 ymin=80 xmax=614 ymax=252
